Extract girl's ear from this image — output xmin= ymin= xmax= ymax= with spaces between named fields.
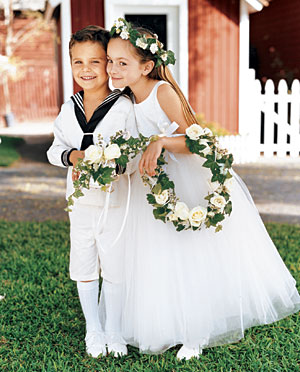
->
xmin=142 ymin=60 xmax=155 ymax=76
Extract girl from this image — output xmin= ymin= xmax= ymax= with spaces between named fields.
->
xmin=105 ymin=19 xmax=300 ymax=359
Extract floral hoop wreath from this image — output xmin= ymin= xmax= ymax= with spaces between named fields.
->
xmin=110 ymin=18 xmax=175 ymax=67
xmin=67 ymin=124 xmax=233 ymax=233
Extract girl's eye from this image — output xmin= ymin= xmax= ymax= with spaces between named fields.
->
xmin=74 ymin=61 xmax=82 ymax=64
xmin=107 ymin=59 xmax=112 ymax=63
xmin=92 ymin=60 xmax=100 ymax=64
xmin=120 ymin=62 xmax=126 ymax=66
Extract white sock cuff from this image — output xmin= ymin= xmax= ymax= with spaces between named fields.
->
xmin=77 ymin=280 xmax=99 ymax=291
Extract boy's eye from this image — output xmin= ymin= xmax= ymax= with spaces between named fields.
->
xmin=74 ymin=61 xmax=82 ymax=64
xmin=107 ymin=59 xmax=112 ymax=63
xmin=120 ymin=62 xmax=126 ymax=66
xmin=92 ymin=60 xmax=100 ymax=64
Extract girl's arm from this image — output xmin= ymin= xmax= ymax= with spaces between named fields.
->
xmin=139 ymin=84 xmax=191 ymax=176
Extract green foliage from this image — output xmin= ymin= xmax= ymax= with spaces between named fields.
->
xmin=0 ymin=136 xmax=25 ymax=167
xmin=0 ymin=221 xmax=299 ymax=371
xmin=196 ymin=113 xmax=232 ymax=136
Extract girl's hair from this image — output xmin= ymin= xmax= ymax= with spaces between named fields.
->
xmin=111 ymin=26 xmax=199 ymax=126
xmin=69 ymin=25 xmax=110 ymax=57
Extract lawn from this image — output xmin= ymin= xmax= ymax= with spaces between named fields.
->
xmin=0 ymin=136 xmax=25 ymax=167
xmin=0 ymin=221 xmax=299 ymax=372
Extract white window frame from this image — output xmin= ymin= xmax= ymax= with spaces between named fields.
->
xmin=104 ymin=0 xmax=189 ymax=97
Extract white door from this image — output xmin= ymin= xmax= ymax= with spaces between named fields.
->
xmin=104 ymin=0 xmax=188 ymax=97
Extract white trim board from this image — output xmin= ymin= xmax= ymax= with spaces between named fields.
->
xmin=104 ymin=0 xmax=189 ymax=98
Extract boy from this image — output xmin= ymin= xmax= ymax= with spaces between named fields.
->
xmin=47 ymin=25 xmax=136 ymax=358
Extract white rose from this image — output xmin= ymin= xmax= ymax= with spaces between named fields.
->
xmin=174 ymin=202 xmax=190 ymax=221
xmin=115 ymin=20 xmax=124 ymax=29
xmin=210 ymin=194 xmax=226 ymax=211
xmin=167 ymin=213 xmax=178 ymax=222
xmin=189 ymin=206 xmax=207 ymax=227
xmin=186 ymin=124 xmax=204 ymax=140
xmin=120 ymin=29 xmax=129 ymax=40
xmin=161 ymin=53 xmax=168 ymax=62
xmin=84 ymin=145 xmax=103 ymax=164
xmin=203 ymin=127 xmax=213 ymax=136
xmin=136 ymin=38 xmax=148 ymax=50
xmin=224 ymin=177 xmax=234 ymax=192
xmin=150 ymin=43 xmax=159 ymax=54
xmin=104 ymin=144 xmax=121 ymax=160
xmin=207 ymin=211 xmax=215 ymax=217
xmin=154 ymin=190 xmax=169 ymax=205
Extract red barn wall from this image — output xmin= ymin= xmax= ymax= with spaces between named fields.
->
xmin=189 ymin=0 xmax=239 ymax=133
xmin=0 ymin=18 xmax=59 ymax=123
xmin=250 ymin=0 xmax=300 ymax=88
xmin=71 ymin=0 xmax=104 ymax=32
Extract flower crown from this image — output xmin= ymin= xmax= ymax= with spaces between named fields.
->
xmin=110 ymin=18 xmax=176 ymax=67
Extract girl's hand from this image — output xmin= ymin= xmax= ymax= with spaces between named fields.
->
xmin=70 ymin=150 xmax=85 ymax=181
xmin=139 ymin=138 xmax=164 ymax=176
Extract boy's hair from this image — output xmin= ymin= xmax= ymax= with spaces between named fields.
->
xmin=111 ymin=25 xmax=199 ymax=127
xmin=69 ymin=25 xmax=110 ymax=57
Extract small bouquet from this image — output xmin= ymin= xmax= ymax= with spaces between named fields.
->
xmin=66 ymin=131 xmax=148 ymax=211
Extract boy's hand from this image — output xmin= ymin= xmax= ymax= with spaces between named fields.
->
xmin=70 ymin=150 xmax=85 ymax=181
xmin=139 ymin=139 xmax=164 ymax=177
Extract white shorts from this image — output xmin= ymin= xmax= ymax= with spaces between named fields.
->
xmin=69 ymin=203 xmax=125 ymax=283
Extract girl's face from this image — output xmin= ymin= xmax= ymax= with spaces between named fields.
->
xmin=107 ymin=38 xmax=149 ymax=89
xmin=71 ymin=41 xmax=108 ymax=92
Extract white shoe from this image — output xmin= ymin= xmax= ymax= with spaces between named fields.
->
xmin=85 ymin=331 xmax=107 ymax=358
xmin=107 ymin=343 xmax=128 ymax=357
xmin=176 ymin=345 xmax=202 ymax=360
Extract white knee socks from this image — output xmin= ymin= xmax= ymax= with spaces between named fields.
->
xmin=101 ymin=280 xmax=123 ymax=335
xmin=77 ymin=280 xmax=102 ymax=334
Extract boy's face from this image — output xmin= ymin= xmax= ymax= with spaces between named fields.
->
xmin=71 ymin=41 xmax=108 ymax=92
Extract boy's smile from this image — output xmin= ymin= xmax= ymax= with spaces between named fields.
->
xmin=71 ymin=41 xmax=108 ymax=92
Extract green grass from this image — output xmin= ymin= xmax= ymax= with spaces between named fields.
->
xmin=0 ymin=136 xmax=25 ymax=166
xmin=0 ymin=221 xmax=299 ymax=372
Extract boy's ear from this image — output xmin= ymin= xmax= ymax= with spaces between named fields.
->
xmin=142 ymin=60 xmax=155 ymax=76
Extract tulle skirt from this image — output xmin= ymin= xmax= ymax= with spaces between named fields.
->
xmin=113 ymin=154 xmax=300 ymax=353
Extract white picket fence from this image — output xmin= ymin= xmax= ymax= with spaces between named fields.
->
xmin=219 ymin=74 xmax=300 ymax=164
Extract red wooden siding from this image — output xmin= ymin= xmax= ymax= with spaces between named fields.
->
xmin=250 ymin=0 xmax=300 ymax=88
xmin=188 ymin=0 xmax=239 ymax=133
xmin=0 ymin=18 xmax=59 ymax=123
xmin=71 ymin=0 xmax=104 ymax=32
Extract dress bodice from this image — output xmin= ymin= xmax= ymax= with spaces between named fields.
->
xmin=134 ymin=81 xmax=171 ymax=137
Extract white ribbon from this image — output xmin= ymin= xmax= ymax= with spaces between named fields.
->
xmin=97 ymin=174 xmax=131 ymax=251
xmin=157 ymin=121 xmax=185 ymax=163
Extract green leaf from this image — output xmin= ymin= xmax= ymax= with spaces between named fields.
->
xmin=115 ymin=154 xmax=128 ymax=167
xmin=224 ymin=201 xmax=232 ymax=215
xmin=152 ymin=183 xmax=162 ymax=195
xmin=176 ymin=224 xmax=185 ymax=232
xmin=215 ymin=225 xmax=223 ymax=232
xmin=146 ymin=194 xmax=156 ymax=205
xmin=153 ymin=208 xmax=166 ymax=222
xmin=211 ymin=213 xmax=225 ymax=225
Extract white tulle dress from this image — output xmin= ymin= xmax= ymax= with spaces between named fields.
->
xmin=119 ymin=81 xmax=300 ymax=354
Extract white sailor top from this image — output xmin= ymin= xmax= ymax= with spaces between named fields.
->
xmin=47 ymin=91 xmax=137 ymax=207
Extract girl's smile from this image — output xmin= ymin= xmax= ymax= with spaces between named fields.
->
xmin=107 ymin=38 xmax=149 ymax=89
